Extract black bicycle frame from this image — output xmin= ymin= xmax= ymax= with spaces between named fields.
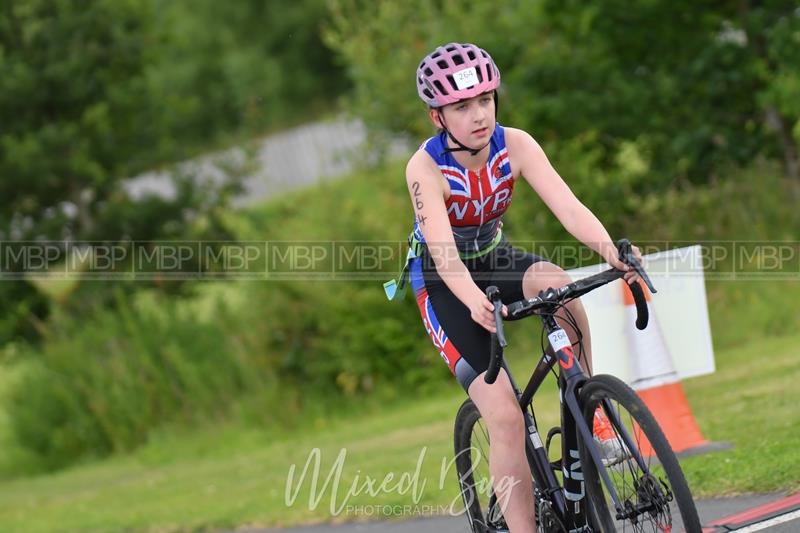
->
xmin=482 ymin=241 xmax=659 ymax=529
xmin=507 ymin=312 xmax=637 ymax=531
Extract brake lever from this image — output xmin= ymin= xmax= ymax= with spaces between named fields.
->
xmin=486 ymin=286 xmax=507 ymax=347
xmin=617 ymin=239 xmax=657 ymax=294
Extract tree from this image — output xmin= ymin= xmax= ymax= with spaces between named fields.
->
xmin=0 ymin=0 xmax=154 ymax=240
xmin=144 ymin=0 xmax=348 ymax=157
xmin=0 ymin=0 xmax=243 ymax=343
xmin=324 ymin=0 xmax=800 ymax=187
xmin=736 ymin=0 xmax=800 ymax=181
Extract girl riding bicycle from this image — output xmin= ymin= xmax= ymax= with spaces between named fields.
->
xmin=391 ymin=42 xmax=642 ymax=532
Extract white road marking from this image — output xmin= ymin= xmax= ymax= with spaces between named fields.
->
xmin=732 ymin=509 xmax=800 ymax=532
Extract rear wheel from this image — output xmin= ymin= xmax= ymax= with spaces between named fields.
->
xmin=578 ymin=374 xmax=702 ymax=532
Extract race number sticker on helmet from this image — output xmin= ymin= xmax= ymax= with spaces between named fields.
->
xmin=454 ymin=67 xmax=478 ymax=90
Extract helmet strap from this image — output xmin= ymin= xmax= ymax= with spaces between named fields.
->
xmin=438 ymin=113 xmax=489 ymax=157
xmin=436 ymin=91 xmax=499 ymax=157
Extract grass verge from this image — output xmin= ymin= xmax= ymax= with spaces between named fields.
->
xmin=0 ymin=332 xmax=797 ymax=533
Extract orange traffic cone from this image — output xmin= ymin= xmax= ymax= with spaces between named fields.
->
xmin=622 ymin=281 xmax=723 ymax=457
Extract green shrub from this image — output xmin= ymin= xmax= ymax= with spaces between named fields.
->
xmin=7 ymin=289 xmax=275 ymax=470
xmin=6 ymin=157 xmax=798 ymax=471
xmin=5 ymin=277 xmax=447 ymax=471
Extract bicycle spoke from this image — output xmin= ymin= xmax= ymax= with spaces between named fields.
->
xmin=474 ymin=419 xmax=491 ymax=468
xmin=580 ymin=376 xmax=700 ymax=533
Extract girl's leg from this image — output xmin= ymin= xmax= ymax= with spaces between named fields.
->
xmin=468 ymin=369 xmax=536 ymax=533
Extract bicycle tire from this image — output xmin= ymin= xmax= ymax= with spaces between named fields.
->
xmin=578 ymin=374 xmax=702 ymax=532
xmin=454 ymin=398 xmax=499 ymax=533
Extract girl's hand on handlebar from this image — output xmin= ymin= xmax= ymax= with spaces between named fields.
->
xmin=466 ymin=291 xmax=508 ymax=333
xmin=607 ymin=244 xmax=643 ymax=285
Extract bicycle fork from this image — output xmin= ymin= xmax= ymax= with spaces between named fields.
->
xmin=547 ymin=316 xmax=649 ymax=529
xmin=546 ymin=318 xmax=596 ymax=532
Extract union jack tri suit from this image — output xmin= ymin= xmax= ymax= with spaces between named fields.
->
xmin=414 ymin=124 xmax=514 ymax=255
xmin=385 ymin=124 xmax=545 ymax=391
xmin=382 ymin=124 xmax=514 ymax=301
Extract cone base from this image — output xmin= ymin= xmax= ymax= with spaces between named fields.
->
xmin=674 ymin=440 xmax=733 ymax=459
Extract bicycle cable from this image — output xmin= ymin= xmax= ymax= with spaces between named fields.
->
xmin=535 ymin=300 xmax=587 ymax=380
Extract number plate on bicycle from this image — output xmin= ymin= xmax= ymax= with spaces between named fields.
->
xmin=548 ymin=328 xmax=571 ymax=352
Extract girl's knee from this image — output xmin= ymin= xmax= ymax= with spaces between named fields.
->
xmin=523 ymin=262 xmax=572 ymax=298
xmin=484 ymin=403 xmax=526 ymax=443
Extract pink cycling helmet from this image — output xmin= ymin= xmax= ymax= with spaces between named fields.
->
xmin=416 ymin=42 xmax=501 ymax=108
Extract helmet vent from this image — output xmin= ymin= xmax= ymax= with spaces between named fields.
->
xmin=416 ymin=42 xmax=501 ymax=107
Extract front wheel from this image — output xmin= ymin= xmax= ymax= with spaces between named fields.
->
xmin=454 ymin=399 xmax=507 ymax=533
xmin=578 ymin=374 xmax=702 ymax=532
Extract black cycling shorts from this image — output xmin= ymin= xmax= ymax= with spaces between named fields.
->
xmin=408 ymin=237 xmax=546 ymax=391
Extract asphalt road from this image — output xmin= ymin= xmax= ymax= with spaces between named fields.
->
xmin=225 ymin=492 xmax=799 ymax=533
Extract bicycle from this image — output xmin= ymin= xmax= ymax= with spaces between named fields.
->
xmin=453 ymin=239 xmax=702 ymax=532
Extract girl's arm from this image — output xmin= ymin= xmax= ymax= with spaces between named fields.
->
xmin=405 ymin=150 xmax=504 ymax=331
xmin=505 ymin=127 xmax=640 ymax=281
